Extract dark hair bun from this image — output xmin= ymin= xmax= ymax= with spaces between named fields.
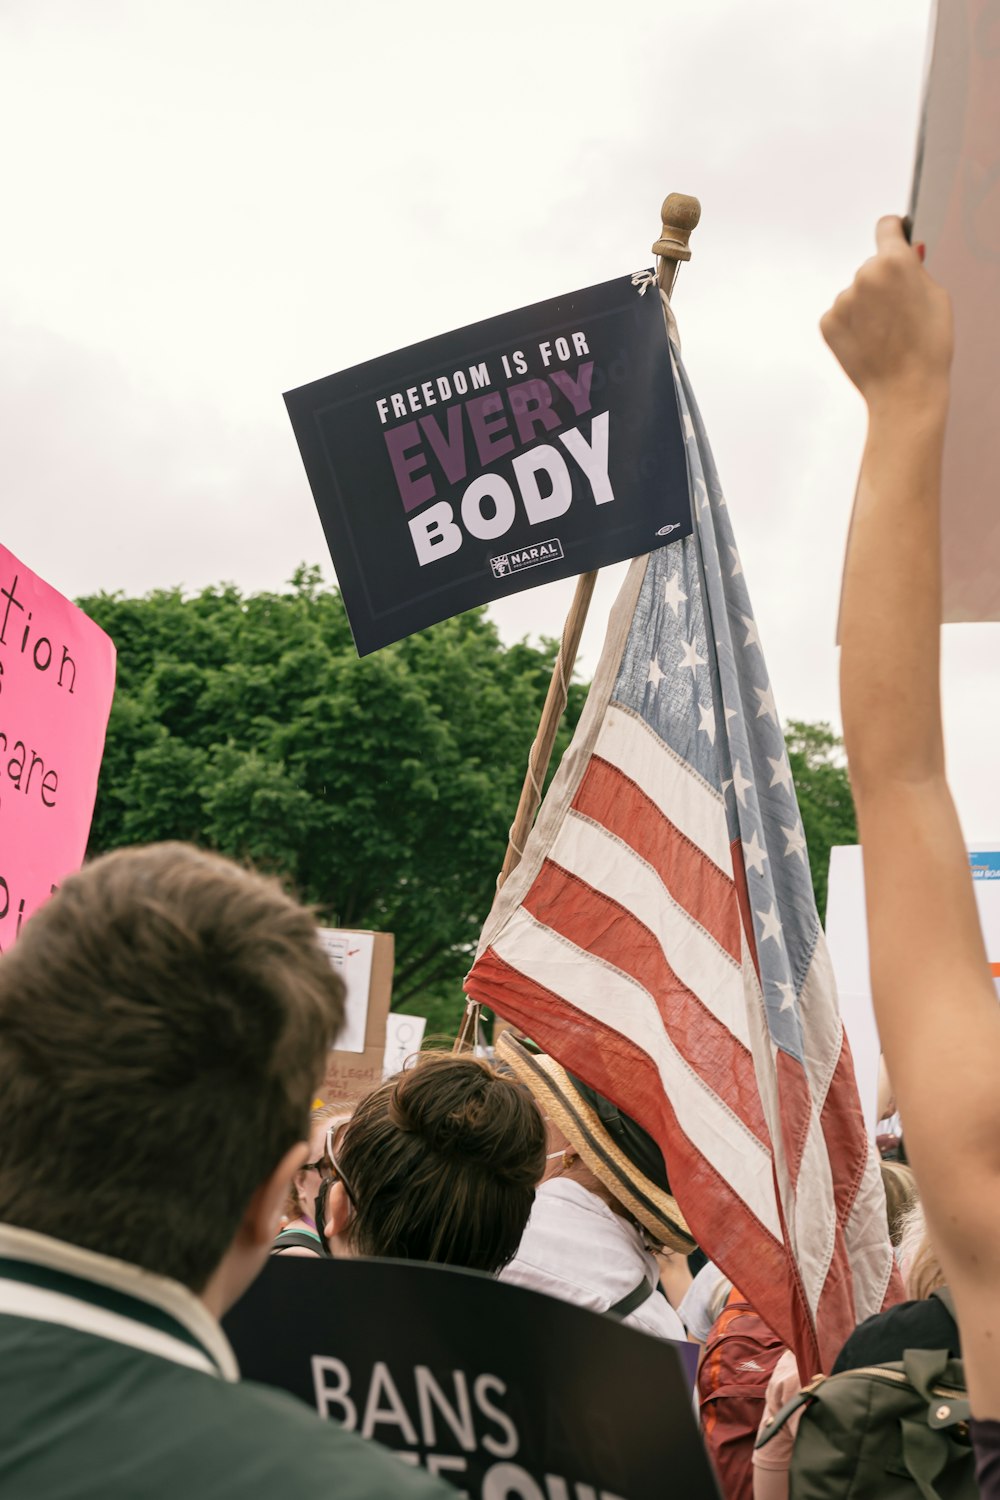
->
xmin=388 ymin=1056 xmax=544 ymax=1187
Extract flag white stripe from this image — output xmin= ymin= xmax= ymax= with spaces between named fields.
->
xmin=787 ymin=1113 xmax=838 ymax=1319
xmin=844 ymin=1144 xmax=898 ymax=1319
xmin=595 ymin=706 xmax=733 ymax=876
xmin=797 ymin=940 xmax=849 ymax=1106
xmin=802 ymin=942 xmax=895 ymax=1324
xmin=491 ymin=907 xmax=782 ymax=1238
xmin=550 ymin=811 xmax=751 ymax=1049
xmin=739 ymin=947 xmax=836 ymax=1319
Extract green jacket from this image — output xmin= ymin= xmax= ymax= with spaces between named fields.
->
xmin=0 ymin=1224 xmax=450 ymax=1499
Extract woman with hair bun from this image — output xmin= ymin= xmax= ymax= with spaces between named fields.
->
xmin=322 ymin=1052 xmax=547 ymax=1276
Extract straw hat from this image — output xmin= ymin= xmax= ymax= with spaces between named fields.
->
xmin=497 ymin=1032 xmax=695 ymax=1254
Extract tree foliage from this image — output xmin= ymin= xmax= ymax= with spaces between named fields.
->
xmin=784 ymin=719 xmax=857 ymax=922
xmin=81 ymin=569 xmax=587 ymax=1032
xmin=81 ymin=570 xmax=854 ymax=1031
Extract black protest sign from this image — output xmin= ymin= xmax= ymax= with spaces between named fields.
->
xmin=285 ymin=274 xmax=691 ymax=655
xmin=224 ymin=1256 xmax=716 ymax=1499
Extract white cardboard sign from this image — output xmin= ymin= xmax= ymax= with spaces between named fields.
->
xmin=317 ymin=929 xmax=374 ymax=1054
xmin=382 ymin=1011 xmax=427 ymax=1080
xmin=826 ymin=842 xmax=1000 ymax=1130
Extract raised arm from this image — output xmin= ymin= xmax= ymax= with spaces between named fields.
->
xmin=823 ymin=217 xmax=1000 ymax=1416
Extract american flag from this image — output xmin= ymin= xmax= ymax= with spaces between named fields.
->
xmin=465 ymin=347 xmax=901 ymax=1376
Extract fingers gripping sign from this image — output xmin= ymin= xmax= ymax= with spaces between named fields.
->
xmin=820 ymin=215 xmax=954 ymax=409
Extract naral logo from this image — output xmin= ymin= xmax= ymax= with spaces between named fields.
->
xmin=656 ymin=522 xmax=682 ymax=537
xmin=490 ymin=539 xmax=564 ymax=579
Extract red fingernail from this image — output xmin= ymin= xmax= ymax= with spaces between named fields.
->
xmin=916 ymin=242 xmax=926 ymax=263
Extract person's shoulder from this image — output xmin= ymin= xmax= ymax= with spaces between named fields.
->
xmin=208 ymin=1379 xmax=452 ymax=1495
xmin=533 ymin=1177 xmax=609 ymax=1219
xmin=678 ymin=1261 xmax=727 ymax=1343
xmin=0 ymin=1331 xmax=451 ymax=1499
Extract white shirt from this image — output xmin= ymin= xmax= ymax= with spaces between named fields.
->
xmin=678 ymin=1259 xmax=731 ymax=1342
xmin=499 ymin=1178 xmax=687 ymax=1341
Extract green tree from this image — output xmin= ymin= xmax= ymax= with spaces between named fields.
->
xmin=82 ymin=570 xmax=587 ymax=1033
xmin=784 ymin=719 xmax=857 ymax=922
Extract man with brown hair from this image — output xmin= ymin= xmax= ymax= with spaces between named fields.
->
xmin=0 ymin=842 xmax=449 ymax=1498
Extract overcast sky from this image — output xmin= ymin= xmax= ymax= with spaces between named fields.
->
xmin=3 ymin=0 xmax=997 ymax=838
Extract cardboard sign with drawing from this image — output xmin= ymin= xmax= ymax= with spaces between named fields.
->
xmin=318 ymin=929 xmax=394 ymax=1105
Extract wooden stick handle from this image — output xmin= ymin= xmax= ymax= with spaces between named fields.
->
xmin=496 ymin=568 xmax=598 ymax=891
xmin=492 ymin=192 xmax=703 ymax=895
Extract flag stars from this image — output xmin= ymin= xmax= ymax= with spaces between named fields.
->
xmin=730 ymin=547 xmax=743 ymax=578
xmin=741 ymin=615 xmax=761 ymax=650
xmin=768 ymin=755 xmax=794 ymax=794
xmin=647 ymin=656 xmax=666 ymax=690
xmin=663 ymin=573 xmax=688 ymax=617
xmin=679 ymin=638 xmax=707 ymax=674
xmin=775 ymin=980 xmax=797 ymax=1012
xmin=682 ymin=410 xmax=697 ymax=442
xmin=731 ymin=760 xmax=752 ymax=807
xmin=742 ymin=829 xmax=768 ymax=876
xmin=756 ymin=903 xmax=784 ymax=947
xmin=754 ymin=683 xmax=778 ymax=723
xmin=698 ymin=701 xmax=716 ymax=744
xmin=782 ymin=823 xmax=808 ymax=862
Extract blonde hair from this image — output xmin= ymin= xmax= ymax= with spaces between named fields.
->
xmin=880 ymin=1159 xmax=918 ymax=1248
xmin=897 ymin=1201 xmax=945 ymax=1300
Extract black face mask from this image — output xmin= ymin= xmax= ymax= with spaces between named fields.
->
xmin=313 ymin=1176 xmax=336 ymax=1257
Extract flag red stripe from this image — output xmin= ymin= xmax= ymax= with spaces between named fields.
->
xmin=522 ymin=858 xmax=769 ymax=1142
xmin=775 ymin=1047 xmax=812 ymax=1188
xmin=774 ymin=1048 xmax=861 ymax=1368
xmin=816 ymin=1035 xmax=906 ymax=1347
xmin=469 ymin=946 xmax=820 ymax=1367
xmin=811 ymin=1225 xmax=861 ymax=1373
xmin=819 ymin=1034 xmax=873 ymax=1232
xmin=573 ymin=757 xmax=742 ymax=961
xmin=777 ymin=1040 xmax=900 ymax=1370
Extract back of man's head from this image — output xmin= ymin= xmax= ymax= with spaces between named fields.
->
xmin=0 ymin=843 xmax=344 ymax=1292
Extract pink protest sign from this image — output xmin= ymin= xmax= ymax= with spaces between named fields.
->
xmin=0 ymin=544 xmax=116 ymax=949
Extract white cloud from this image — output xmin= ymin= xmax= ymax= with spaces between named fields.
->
xmin=2 ymin=0 xmax=998 ymax=836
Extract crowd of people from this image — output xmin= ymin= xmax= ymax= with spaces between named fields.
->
xmin=0 ymin=216 xmax=996 ymax=1498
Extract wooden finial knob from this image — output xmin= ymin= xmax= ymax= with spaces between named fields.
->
xmin=652 ymin=193 xmax=702 ymax=262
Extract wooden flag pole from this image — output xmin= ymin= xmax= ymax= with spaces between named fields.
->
xmin=494 ymin=193 xmax=701 ymax=894
xmin=455 ymin=192 xmax=701 ymax=1053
